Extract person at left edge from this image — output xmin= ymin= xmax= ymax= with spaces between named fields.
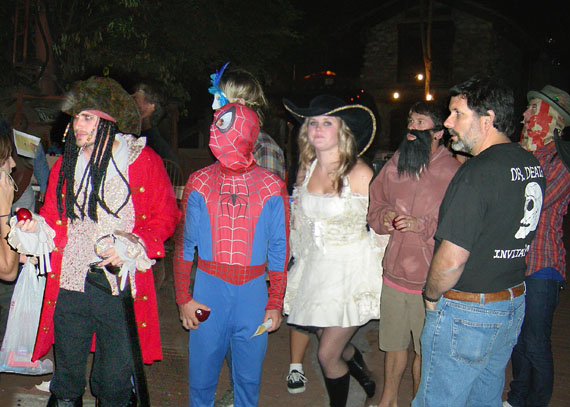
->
xmin=17 ymin=76 xmax=180 ymax=407
xmin=174 ymin=102 xmax=289 ymax=407
xmin=0 ymin=121 xmax=21 ymax=345
xmin=0 ymin=127 xmax=18 ymax=281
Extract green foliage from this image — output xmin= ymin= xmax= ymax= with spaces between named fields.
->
xmin=38 ymin=0 xmax=301 ymax=112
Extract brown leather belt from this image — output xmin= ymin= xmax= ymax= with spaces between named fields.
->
xmin=443 ymin=283 xmax=525 ymax=303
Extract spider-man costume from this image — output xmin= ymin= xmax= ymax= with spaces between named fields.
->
xmin=174 ymin=103 xmax=289 ymax=406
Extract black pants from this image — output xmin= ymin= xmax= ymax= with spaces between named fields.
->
xmin=51 ymin=273 xmax=133 ymax=405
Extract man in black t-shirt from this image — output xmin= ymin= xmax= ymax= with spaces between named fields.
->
xmin=412 ymin=76 xmax=545 ymax=407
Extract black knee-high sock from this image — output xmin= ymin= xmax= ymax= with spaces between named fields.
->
xmin=324 ymin=372 xmax=350 ymax=407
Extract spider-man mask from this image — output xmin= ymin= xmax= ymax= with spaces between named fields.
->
xmin=209 ymin=103 xmax=260 ymax=171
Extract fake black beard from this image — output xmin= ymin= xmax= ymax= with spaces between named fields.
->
xmin=397 ymin=129 xmax=432 ymax=177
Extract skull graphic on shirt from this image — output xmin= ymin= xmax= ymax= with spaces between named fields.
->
xmin=515 ymin=181 xmax=543 ymax=239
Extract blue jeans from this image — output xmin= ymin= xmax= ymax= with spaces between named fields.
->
xmin=412 ymin=289 xmax=525 ymax=407
xmin=506 ymin=277 xmax=563 ymax=407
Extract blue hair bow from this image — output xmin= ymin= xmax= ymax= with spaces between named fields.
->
xmin=208 ymin=61 xmax=230 ymax=107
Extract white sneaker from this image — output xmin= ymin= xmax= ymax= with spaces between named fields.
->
xmin=286 ymin=370 xmax=308 ymax=394
xmin=503 ymin=401 xmax=514 ymax=407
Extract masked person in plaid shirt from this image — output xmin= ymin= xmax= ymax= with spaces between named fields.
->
xmin=173 ymin=102 xmax=289 ymax=407
xmin=503 ymin=85 xmax=570 ymax=407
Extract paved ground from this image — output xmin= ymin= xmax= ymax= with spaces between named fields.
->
xmin=1 ymin=237 xmax=570 ymax=406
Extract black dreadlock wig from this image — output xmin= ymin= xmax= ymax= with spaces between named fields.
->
xmin=56 ymin=118 xmax=130 ymax=222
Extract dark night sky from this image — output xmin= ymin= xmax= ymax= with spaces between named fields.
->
xmin=290 ymin=0 xmax=570 ymax=80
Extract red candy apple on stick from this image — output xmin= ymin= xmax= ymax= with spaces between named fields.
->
xmin=16 ymin=208 xmax=32 ymax=222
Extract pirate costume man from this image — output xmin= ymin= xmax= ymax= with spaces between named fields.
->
xmin=27 ymin=76 xmax=180 ymax=407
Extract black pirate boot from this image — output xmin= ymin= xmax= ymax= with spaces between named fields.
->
xmin=346 ymin=346 xmax=376 ymax=398
xmin=95 ymin=392 xmax=138 ymax=407
xmin=46 ymin=394 xmax=83 ymax=407
xmin=95 ymin=391 xmax=137 ymax=407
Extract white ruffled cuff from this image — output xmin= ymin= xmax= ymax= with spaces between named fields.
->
xmin=7 ymin=214 xmax=55 ymax=275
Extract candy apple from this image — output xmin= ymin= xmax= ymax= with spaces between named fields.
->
xmin=195 ymin=308 xmax=210 ymax=322
xmin=16 ymin=208 xmax=32 ymax=222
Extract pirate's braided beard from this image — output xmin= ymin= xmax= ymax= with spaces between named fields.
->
xmin=56 ymin=118 xmax=130 ymax=222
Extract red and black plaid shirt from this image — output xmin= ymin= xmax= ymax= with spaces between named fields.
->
xmin=526 ymin=142 xmax=570 ymax=279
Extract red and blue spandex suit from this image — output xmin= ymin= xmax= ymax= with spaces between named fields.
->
xmin=176 ymin=103 xmax=289 ymax=406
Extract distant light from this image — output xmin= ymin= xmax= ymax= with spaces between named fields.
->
xmin=360 ymin=89 xmax=364 ymax=93
xmin=426 ymin=93 xmax=433 ymax=101
xmin=302 ymin=70 xmax=337 ymax=80
xmin=393 ymin=92 xmax=400 ymax=100
xmin=350 ymin=97 xmax=354 ymax=101
xmin=416 ymin=73 xmax=424 ymax=81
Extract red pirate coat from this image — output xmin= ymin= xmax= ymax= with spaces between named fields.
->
xmin=32 ymin=143 xmax=180 ymax=364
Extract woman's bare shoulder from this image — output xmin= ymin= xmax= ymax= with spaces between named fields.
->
xmin=348 ymin=160 xmax=373 ymax=194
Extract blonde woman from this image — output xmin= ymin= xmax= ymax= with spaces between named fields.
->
xmin=283 ymin=95 xmax=384 ymax=406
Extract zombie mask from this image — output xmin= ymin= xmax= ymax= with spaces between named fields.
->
xmin=520 ymin=85 xmax=570 ymax=152
xmin=209 ymin=103 xmax=259 ymax=171
xmin=520 ymin=99 xmax=556 ymax=151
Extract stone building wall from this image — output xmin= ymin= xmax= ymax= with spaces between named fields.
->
xmin=361 ymin=8 xmax=526 ymax=152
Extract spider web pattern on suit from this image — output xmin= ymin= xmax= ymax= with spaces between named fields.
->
xmin=191 ymin=164 xmax=283 ymax=267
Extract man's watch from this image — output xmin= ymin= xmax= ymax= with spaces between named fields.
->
xmin=422 ymin=287 xmax=440 ymax=303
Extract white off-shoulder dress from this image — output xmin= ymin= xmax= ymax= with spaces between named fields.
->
xmin=283 ymin=160 xmax=387 ymax=328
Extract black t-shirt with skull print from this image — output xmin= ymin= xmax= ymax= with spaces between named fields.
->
xmin=434 ymin=142 xmax=545 ymax=293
